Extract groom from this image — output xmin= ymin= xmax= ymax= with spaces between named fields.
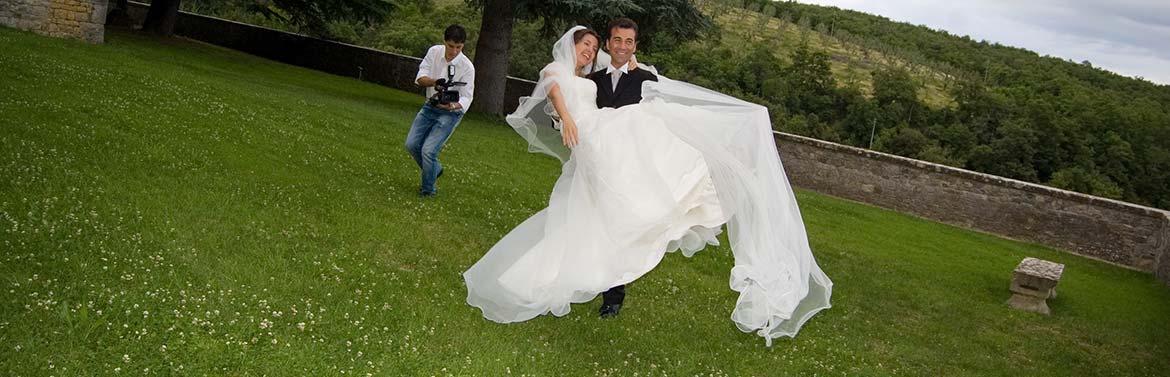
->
xmin=587 ymin=17 xmax=657 ymax=318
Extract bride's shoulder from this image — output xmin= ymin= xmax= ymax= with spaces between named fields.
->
xmin=540 ymin=63 xmax=571 ymax=77
xmin=538 ymin=64 xmax=596 ymax=86
xmin=573 ymin=75 xmax=596 ymax=86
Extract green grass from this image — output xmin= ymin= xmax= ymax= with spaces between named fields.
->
xmin=1 ymin=27 xmax=1168 ymax=376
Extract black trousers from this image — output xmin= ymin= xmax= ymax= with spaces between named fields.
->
xmin=602 ymin=284 xmax=625 ymax=306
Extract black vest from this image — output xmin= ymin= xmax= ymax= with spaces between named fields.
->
xmin=587 ymin=68 xmax=659 ymax=109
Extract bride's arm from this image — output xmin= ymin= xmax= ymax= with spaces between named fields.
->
xmin=628 ymin=55 xmax=659 ymax=76
xmin=547 ymin=82 xmax=579 ymax=148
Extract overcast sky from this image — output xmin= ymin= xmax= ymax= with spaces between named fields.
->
xmin=796 ymin=0 xmax=1170 ymax=85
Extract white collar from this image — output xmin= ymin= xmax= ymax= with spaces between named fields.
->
xmin=606 ymin=61 xmax=630 ymax=75
xmin=443 ymin=52 xmax=467 ymax=65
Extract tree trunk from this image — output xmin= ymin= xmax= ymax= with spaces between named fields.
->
xmin=470 ymin=0 xmax=514 ymax=115
xmin=105 ymin=0 xmax=133 ymax=28
xmin=142 ymin=0 xmax=181 ymax=36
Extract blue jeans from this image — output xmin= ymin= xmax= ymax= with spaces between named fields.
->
xmin=405 ymin=103 xmax=463 ymax=195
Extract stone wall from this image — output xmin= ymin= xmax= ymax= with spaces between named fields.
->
xmin=775 ymin=132 xmax=1170 ymax=284
xmin=0 ymin=0 xmax=107 ymax=43
xmin=123 ymin=2 xmax=538 ymax=113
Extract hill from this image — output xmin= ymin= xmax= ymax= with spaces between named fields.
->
xmin=662 ymin=0 xmax=1170 ymax=210
xmin=702 ymin=2 xmax=957 ymax=108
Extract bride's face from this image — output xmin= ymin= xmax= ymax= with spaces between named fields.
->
xmin=574 ymin=35 xmax=599 ymax=69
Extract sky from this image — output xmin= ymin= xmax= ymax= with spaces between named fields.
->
xmin=796 ymin=0 xmax=1170 ymax=85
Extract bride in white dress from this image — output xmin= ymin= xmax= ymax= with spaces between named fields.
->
xmin=464 ymin=26 xmax=832 ymax=346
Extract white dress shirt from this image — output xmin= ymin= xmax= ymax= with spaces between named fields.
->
xmin=605 ymin=61 xmax=630 ymax=91
xmin=415 ymin=45 xmax=475 ymax=111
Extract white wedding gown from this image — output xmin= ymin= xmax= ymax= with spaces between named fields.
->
xmin=465 ymin=26 xmax=832 ymax=346
xmin=466 ymin=74 xmax=728 ymax=322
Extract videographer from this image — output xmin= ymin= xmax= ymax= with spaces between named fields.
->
xmin=406 ymin=24 xmax=475 ymax=197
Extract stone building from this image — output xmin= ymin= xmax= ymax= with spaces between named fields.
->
xmin=0 ymin=0 xmax=109 ymax=43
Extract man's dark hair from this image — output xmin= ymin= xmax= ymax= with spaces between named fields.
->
xmin=444 ymin=24 xmax=467 ymax=43
xmin=607 ymin=18 xmax=638 ymax=39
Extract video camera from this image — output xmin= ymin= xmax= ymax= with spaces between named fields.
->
xmin=429 ymin=65 xmax=467 ymax=107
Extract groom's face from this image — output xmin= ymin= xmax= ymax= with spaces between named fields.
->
xmin=606 ymin=27 xmax=637 ymax=66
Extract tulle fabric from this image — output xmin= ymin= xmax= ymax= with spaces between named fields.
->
xmin=503 ymin=26 xmax=585 ymax=164
xmin=466 ymin=26 xmax=831 ymax=346
xmin=641 ymin=79 xmax=833 ymax=344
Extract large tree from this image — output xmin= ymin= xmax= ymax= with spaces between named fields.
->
xmin=469 ymin=0 xmax=517 ymax=115
xmin=105 ymin=0 xmax=134 ymax=28
xmin=142 ymin=0 xmax=181 ymax=35
xmin=467 ymin=0 xmax=712 ymax=114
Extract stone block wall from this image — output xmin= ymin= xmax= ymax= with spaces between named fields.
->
xmin=0 ymin=0 xmax=108 ymax=43
xmin=775 ymin=132 xmax=1170 ymax=284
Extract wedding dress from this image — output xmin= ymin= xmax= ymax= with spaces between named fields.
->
xmin=464 ymin=26 xmax=832 ymax=346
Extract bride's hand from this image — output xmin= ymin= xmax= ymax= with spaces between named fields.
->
xmin=629 ymin=55 xmax=638 ymax=71
xmin=561 ymin=118 xmax=579 ymax=148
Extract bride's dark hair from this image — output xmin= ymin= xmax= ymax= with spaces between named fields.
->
xmin=572 ymin=28 xmax=601 ymax=75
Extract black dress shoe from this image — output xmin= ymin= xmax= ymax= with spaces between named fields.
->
xmin=599 ymin=304 xmax=621 ymax=318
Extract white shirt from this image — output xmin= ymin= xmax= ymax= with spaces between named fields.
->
xmin=605 ymin=61 xmax=630 ymax=91
xmin=416 ymin=45 xmax=475 ymax=111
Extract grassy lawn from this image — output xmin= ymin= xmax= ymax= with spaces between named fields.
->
xmin=2 ymin=27 xmax=1168 ymax=376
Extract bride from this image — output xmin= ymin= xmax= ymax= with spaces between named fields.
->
xmin=463 ymin=25 xmax=832 ymax=346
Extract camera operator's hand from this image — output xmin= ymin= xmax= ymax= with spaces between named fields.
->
xmin=434 ymin=78 xmax=448 ymax=88
xmin=561 ymin=118 xmax=579 ymax=148
xmin=439 ymin=102 xmax=462 ymax=112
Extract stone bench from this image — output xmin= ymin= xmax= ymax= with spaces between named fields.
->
xmin=1006 ymin=257 xmax=1064 ymax=315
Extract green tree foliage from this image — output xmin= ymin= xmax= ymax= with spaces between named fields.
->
xmin=1050 ymin=167 xmax=1124 ymax=199
xmin=781 ymin=43 xmax=837 ymax=121
xmin=172 ymin=0 xmax=405 ymax=38
xmin=967 ymin=120 xmax=1041 ymax=181
xmin=874 ymin=123 xmax=928 ymax=159
xmin=872 ymin=67 xmax=917 ymax=108
xmin=258 ymin=0 xmax=402 ymax=37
